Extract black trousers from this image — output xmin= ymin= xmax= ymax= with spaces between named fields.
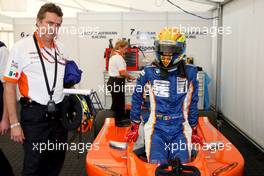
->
xmin=0 ymin=81 xmax=3 ymax=121
xmin=107 ymin=77 xmax=125 ymax=123
xmin=20 ymin=100 xmax=68 ymax=176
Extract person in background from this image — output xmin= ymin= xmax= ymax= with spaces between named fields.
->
xmin=107 ymin=40 xmax=135 ymax=126
xmin=0 ymin=41 xmax=9 ymax=134
xmin=3 ymin=3 xmax=68 ymax=176
xmin=0 ymin=41 xmax=15 ymax=176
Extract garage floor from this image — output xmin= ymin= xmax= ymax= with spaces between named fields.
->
xmin=0 ymin=111 xmax=264 ymax=176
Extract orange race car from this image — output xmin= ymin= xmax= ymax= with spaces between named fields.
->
xmin=85 ymin=111 xmax=244 ymax=176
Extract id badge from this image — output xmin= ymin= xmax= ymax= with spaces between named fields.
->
xmin=47 ymin=100 xmax=56 ymax=114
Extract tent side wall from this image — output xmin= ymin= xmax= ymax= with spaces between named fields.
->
xmin=221 ymin=0 xmax=264 ymax=149
xmin=0 ymin=14 xmax=12 ymax=24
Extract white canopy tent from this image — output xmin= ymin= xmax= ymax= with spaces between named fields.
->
xmin=1 ymin=0 xmax=263 ymax=151
xmin=0 ymin=0 xmax=226 ymax=107
xmin=0 ymin=0 xmax=225 ymax=18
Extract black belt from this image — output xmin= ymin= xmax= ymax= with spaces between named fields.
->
xmin=20 ymin=97 xmax=45 ymax=107
xmin=20 ymin=97 xmax=64 ymax=121
xmin=20 ymin=97 xmax=62 ymax=107
xmin=109 ymin=76 xmax=125 ymax=80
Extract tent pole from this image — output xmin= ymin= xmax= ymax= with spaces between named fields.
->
xmin=215 ymin=3 xmax=223 ymax=117
xmin=215 ymin=0 xmax=235 ymax=114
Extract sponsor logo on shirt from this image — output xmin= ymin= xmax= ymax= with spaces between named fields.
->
xmin=8 ymin=71 xmax=19 ymax=78
xmin=153 ymin=80 xmax=170 ymax=97
xmin=11 ymin=60 xmax=18 ymax=69
xmin=154 ymin=68 xmax=160 ymax=76
xmin=8 ymin=60 xmax=19 ymax=78
xmin=177 ymin=77 xmax=188 ymax=94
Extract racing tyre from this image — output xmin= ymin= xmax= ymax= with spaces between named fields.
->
xmin=61 ymin=95 xmax=83 ymax=130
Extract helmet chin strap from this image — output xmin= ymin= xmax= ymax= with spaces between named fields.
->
xmin=160 ymin=69 xmax=169 ymax=80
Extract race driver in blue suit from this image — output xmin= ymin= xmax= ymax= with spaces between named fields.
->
xmin=125 ymin=27 xmax=202 ymax=164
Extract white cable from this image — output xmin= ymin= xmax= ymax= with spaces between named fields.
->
xmin=63 ymin=89 xmax=92 ymax=95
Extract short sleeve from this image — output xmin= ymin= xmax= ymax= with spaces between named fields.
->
xmin=0 ymin=47 xmax=9 ymax=82
xmin=3 ymin=44 xmax=23 ymax=83
xmin=115 ymin=55 xmax=126 ymax=74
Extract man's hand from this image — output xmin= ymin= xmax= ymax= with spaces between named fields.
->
xmin=191 ymin=126 xmax=202 ymax=145
xmin=0 ymin=114 xmax=10 ymax=135
xmin=4 ymin=82 xmax=23 ymax=143
xmin=0 ymin=105 xmax=10 ymax=135
xmin=10 ymin=125 xmax=25 ymax=144
xmin=125 ymin=122 xmax=140 ymax=142
xmin=129 ymin=76 xmax=136 ymax=80
xmin=127 ymin=76 xmax=136 ymax=82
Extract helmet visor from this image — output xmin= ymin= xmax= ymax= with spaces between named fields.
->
xmin=155 ymin=42 xmax=184 ymax=55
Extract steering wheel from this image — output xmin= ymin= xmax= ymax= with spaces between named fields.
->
xmin=155 ymin=158 xmax=200 ymax=176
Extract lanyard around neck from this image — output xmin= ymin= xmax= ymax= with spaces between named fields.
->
xmin=33 ymin=34 xmax=58 ymax=100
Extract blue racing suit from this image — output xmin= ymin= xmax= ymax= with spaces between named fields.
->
xmin=130 ymin=63 xmax=199 ymax=164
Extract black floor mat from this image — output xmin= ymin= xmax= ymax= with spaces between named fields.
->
xmin=220 ymin=119 xmax=264 ymax=176
xmin=0 ymin=131 xmax=92 ymax=176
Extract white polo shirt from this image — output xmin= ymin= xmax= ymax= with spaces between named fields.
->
xmin=108 ymin=53 xmax=126 ymax=77
xmin=0 ymin=45 xmax=9 ymax=82
xmin=3 ymin=33 xmax=68 ymax=105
